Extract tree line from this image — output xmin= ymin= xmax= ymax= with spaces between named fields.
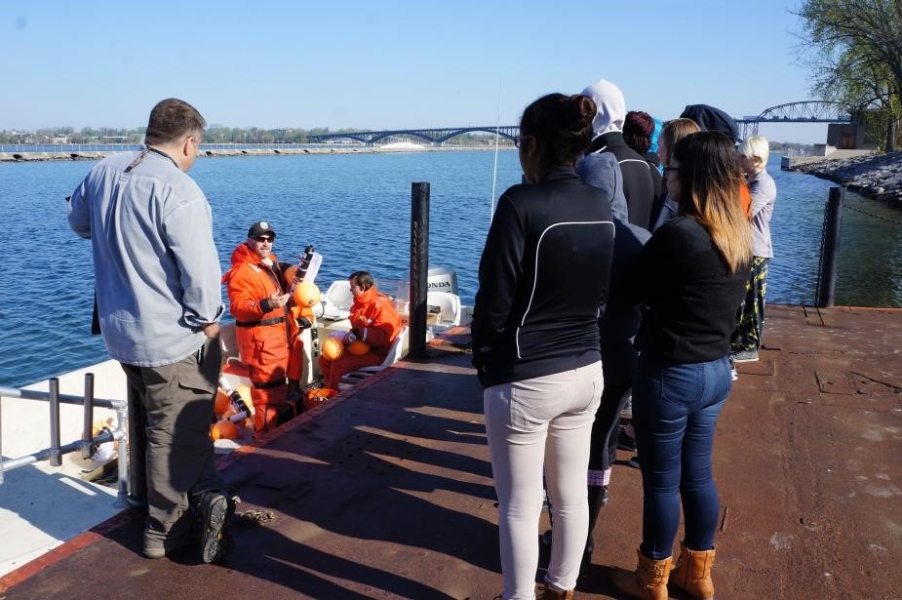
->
xmin=0 ymin=126 xmax=502 ymax=146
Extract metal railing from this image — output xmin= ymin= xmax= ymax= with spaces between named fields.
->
xmin=0 ymin=373 xmax=129 ymax=507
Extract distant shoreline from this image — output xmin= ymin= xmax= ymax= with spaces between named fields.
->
xmin=0 ymin=145 xmax=512 ymax=163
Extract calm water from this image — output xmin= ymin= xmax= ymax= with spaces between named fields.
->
xmin=1 ymin=151 xmax=900 ymax=388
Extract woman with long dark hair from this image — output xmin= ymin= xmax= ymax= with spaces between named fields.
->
xmin=472 ymin=93 xmax=615 ymax=599
xmin=613 ymin=131 xmax=752 ymax=600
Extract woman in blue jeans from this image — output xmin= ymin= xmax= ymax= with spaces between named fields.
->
xmin=613 ymin=131 xmax=753 ymax=600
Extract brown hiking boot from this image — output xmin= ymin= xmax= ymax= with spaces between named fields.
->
xmin=670 ymin=541 xmax=716 ymax=599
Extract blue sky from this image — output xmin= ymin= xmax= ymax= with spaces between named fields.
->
xmin=1 ymin=1 xmax=830 ymax=143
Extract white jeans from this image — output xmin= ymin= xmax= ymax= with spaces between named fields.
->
xmin=484 ymin=361 xmax=603 ymax=599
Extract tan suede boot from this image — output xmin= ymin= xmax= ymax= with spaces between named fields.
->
xmin=537 ymin=584 xmax=574 ymax=600
xmin=670 ymin=542 xmax=715 ymax=599
xmin=611 ymin=549 xmax=672 ymax=600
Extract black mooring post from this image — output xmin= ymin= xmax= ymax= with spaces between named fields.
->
xmin=409 ymin=182 xmax=430 ymax=359
xmin=817 ymin=187 xmax=844 ymax=308
xmin=49 ymin=378 xmax=61 ymax=467
xmin=127 ymin=381 xmax=147 ymax=508
xmin=82 ymin=373 xmax=95 ymax=460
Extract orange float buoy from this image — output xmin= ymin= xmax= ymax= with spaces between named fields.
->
xmin=211 ymin=419 xmax=239 ymax=440
xmin=348 ymin=339 xmax=371 ymax=356
xmin=292 ymin=281 xmax=321 ymax=308
xmin=214 ymin=389 xmax=231 ymax=415
xmin=321 ymin=337 xmax=345 ymax=361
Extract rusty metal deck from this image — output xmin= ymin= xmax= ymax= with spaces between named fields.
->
xmin=1 ymin=304 xmax=900 ymax=599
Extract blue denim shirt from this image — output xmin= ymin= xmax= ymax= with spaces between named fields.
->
xmin=68 ymin=150 xmax=223 ymax=366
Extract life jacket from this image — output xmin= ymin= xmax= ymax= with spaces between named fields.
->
xmin=740 ymin=181 xmax=752 ymax=219
xmin=222 ymin=243 xmax=291 ymax=367
xmin=348 ymin=286 xmax=402 ymax=355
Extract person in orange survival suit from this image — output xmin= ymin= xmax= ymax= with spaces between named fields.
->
xmin=222 ymin=221 xmax=300 ymax=432
xmin=318 ymin=270 xmax=401 ymax=390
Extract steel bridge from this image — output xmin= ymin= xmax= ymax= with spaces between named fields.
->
xmin=308 ymin=101 xmax=852 ymax=145
xmin=307 ymin=125 xmax=519 ymax=145
xmin=736 ymin=100 xmax=852 ymax=139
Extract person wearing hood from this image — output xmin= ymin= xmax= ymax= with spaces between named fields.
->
xmin=678 ymin=104 xmax=752 ymax=219
xmin=222 ymin=221 xmax=297 ymax=432
xmin=578 ymin=216 xmax=651 ymax=575
xmin=577 ymin=79 xmax=661 ymax=230
xmin=679 ymin=104 xmax=740 ymax=144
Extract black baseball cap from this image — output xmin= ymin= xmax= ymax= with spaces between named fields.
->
xmin=247 ymin=221 xmax=276 ymax=239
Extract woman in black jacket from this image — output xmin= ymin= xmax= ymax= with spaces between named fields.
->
xmin=613 ymin=131 xmax=753 ymax=600
xmin=472 ymin=93 xmax=615 ymax=600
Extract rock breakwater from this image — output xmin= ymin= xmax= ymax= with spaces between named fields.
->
xmin=788 ymin=150 xmax=902 ymax=206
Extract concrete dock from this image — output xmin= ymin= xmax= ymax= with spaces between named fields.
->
xmin=0 ymin=304 xmax=899 ymax=599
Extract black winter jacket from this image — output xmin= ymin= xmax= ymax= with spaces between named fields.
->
xmin=472 ymin=167 xmax=615 ymax=388
xmin=588 ymin=132 xmax=660 ymax=230
xmin=631 ymin=216 xmax=750 ymax=362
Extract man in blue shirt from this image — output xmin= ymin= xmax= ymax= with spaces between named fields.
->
xmin=68 ymin=98 xmax=234 ymax=563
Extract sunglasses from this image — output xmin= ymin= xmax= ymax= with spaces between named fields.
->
xmin=253 ymin=236 xmax=274 ymax=243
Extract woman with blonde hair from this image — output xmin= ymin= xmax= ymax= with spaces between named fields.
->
xmin=648 ymin=118 xmax=701 ymax=231
xmin=732 ymin=135 xmax=777 ymax=363
xmin=613 ymin=131 xmax=752 ymax=600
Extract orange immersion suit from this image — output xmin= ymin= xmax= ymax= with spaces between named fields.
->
xmin=319 ymin=285 xmax=402 ymax=389
xmin=222 ymin=243 xmax=300 ymax=432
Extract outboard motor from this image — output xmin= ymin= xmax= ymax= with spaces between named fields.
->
xmin=426 ymin=266 xmax=458 ymax=295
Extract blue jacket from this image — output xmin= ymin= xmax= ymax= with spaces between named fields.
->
xmin=68 ymin=150 xmax=224 ymax=366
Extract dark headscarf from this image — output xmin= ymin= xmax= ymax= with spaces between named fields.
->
xmin=679 ymin=104 xmax=739 ymax=144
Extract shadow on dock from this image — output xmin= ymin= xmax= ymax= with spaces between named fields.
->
xmin=1 ymin=304 xmax=900 ymax=599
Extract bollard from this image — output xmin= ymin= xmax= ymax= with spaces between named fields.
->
xmin=82 ymin=373 xmax=95 ymax=460
xmin=126 ymin=381 xmax=147 ymax=508
xmin=409 ymin=182 xmax=430 ymax=359
xmin=49 ymin=378 xmax=62 ymax=467
xmin=817 ymin=187 xmax=844 ymax=308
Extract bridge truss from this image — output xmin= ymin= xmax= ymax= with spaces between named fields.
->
xmin=736 ymin=101 xmax=852 ymax=139
xmin=309 ymin=101 xmax=852 ymax=147
xmin=308 ymin=126 xmax=520 ymax=145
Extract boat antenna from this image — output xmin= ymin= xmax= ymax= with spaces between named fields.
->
xmin=490 ymin=79 xmax=502 ymax=222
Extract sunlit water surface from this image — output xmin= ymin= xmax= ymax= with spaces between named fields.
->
xmin=1 ymin=151 xmax=899 ymax=387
